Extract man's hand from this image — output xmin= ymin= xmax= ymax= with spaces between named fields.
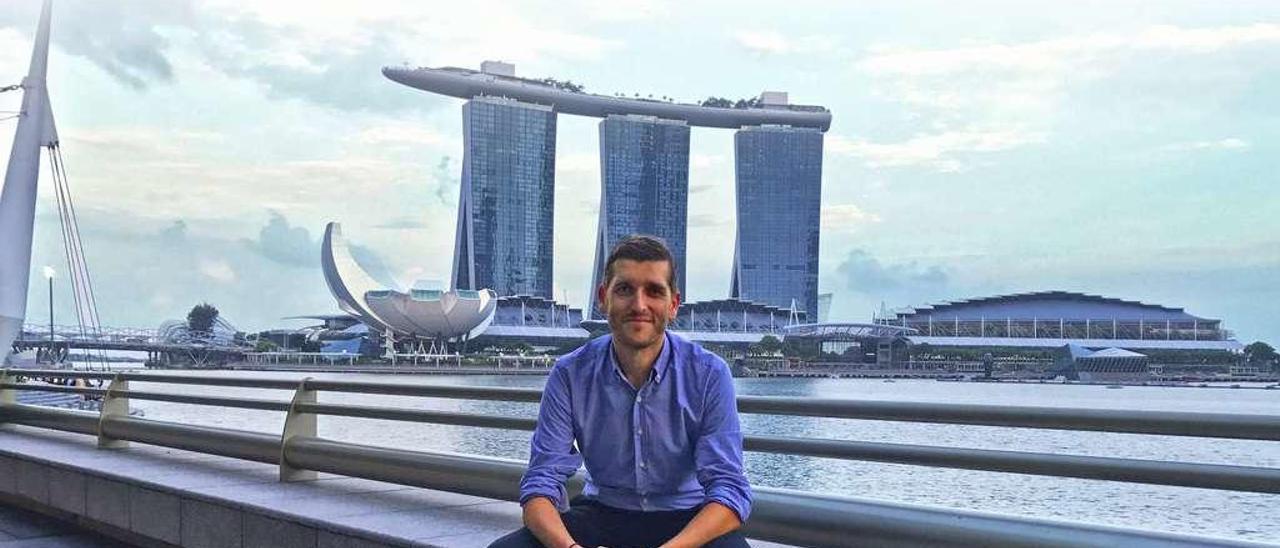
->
xmin=659 ymin=501 xmax=741 ymax=548
xmin=522 ymin=496 xmax=577 ymax=548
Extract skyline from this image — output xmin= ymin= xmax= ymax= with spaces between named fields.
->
xmin=0 ymin=0 xmax=1276 ymax=344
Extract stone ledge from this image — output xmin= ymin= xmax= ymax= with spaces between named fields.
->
xmin=0 ymin=426 xmax=519 ymax=547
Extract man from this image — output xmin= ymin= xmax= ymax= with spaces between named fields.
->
xmin=490 ymin=235 xmax=752 ymax=548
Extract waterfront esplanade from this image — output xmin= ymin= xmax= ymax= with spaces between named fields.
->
xmin=383 ymin=62 xmax=831 ymax=316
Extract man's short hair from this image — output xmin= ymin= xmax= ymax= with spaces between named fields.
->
xmin=602 ymin=235 xmax=678 ymax=293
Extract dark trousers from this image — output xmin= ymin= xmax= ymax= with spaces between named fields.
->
xmin=488 ymin=497 xmax=751 ymax=548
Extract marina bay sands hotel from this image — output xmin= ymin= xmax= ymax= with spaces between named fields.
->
xmin=383 ymin=61 xmax=831 ymax=319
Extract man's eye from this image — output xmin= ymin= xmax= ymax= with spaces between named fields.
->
xmin=614 ymin=286 xmax=633 ymax=295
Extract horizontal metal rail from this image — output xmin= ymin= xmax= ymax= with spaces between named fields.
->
xmin=2 ymin=403 xmax=100 ymax=435
xmin=12 ymin=369 xmax=1280 ymax=440
xmin=0 ymin=383 xmax=108 ymax=397
xmin=296 ymin=402 xmax=539 ymax=430
xmin=102 ymin=416 xmax=280 ymax=464
xmin=3 ymin=367 xmax=1278 ymax=547
xmin=304 ymin=379 xmax=544 ymax=402
xmin=744 ymin=487 xmax=1256 ymax=548
xmin=736 ymin=396 xmax=1280 ymax=441
xmin=279 ymin=435 xmax=1253 ymax=548
xmin=743 ymin=435 xmax=1280 ymax=494
xmin=113 ymin=390 xmax=292 ymax=412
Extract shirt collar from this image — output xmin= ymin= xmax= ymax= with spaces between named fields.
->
xmin=607 ymin=332 xmax=673 ymax=386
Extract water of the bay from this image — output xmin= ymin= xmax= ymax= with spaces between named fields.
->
xmin=126 ymin=371 xmax=1279 ymax=543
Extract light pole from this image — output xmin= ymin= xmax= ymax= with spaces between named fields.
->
xmin=43 ymin=266 xmax=55 ymax=360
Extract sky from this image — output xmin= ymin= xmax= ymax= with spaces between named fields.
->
xmin=0 ymin=0 xmax=1277 ymax=344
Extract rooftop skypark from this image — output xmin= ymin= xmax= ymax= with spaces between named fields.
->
xmin=383 ymin=61 xmax=832 ymax=130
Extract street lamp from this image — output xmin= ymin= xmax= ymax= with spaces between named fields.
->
xmin=43 ymin=266 xmax=54 ymax=346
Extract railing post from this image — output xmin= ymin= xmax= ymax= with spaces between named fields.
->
xmin=0 ymin=370 xmax=16 ymax=420
xmin=98 ymin=374 xmax=129 ymax=448
xmin=279 ymin=377 xmax=317 ymax=481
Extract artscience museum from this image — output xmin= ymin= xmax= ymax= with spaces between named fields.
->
xmin=321 ymin=222 xmax=498 ymax=350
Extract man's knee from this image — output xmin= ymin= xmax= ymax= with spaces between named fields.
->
xmin=487 ymin=527 xmax=544 ymax=548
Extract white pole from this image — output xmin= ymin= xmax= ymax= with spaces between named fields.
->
xmin=0 ymin=0 xmax=56 ymax=364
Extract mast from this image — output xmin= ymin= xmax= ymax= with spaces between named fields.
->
xmin=0 ymin=0 xmax=56 ymax=363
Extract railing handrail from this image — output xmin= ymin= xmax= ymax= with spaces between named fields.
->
xmin=4 ymin=369 xmax=1277 ymax=440
xmin=2 ymin=368 xmax=1276 ymax=546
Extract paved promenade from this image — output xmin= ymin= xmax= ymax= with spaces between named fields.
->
xmin=0 ymin=424 xmax=535 ymax=547
xmin=0 ymin=425 xmax=790 ymax=548
xmin=1 ymin=502 xmax=122 ymax=547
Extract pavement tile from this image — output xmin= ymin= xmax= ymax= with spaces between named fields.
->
xmin=181 ymin=498 xmax=243 ymax=548
xmin=244 ymin=513 xmax=318 ymax=548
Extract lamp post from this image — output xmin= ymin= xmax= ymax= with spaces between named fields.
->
xmin=42 ymin=266 xmax=55 ymax=359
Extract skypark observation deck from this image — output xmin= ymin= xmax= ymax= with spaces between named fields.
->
xmin=381 ymin=65 xmax=832 ymax=130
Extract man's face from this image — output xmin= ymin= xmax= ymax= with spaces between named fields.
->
xmin=598 ymin=259 xmax=681 ymax=352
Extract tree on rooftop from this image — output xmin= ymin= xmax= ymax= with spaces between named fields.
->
xmin=187 ymin=303 xmax=219 ymax=336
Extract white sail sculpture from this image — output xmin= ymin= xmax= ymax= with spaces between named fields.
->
xmin=0 ymin=0 xmax=55 ymax=364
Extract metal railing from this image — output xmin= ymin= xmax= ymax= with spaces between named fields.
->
xmin=1 ymin=368 xmax=1275 ymax=547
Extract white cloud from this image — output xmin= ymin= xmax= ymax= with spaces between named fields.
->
xmin=199 ymin=258 xmax=237 ymax=283
xmin=829 ymin=130 xmax=1046 ymax=172
xmin=857 ymin=23 xmax=1280 ymax=128
xmin=351 ymin=125 xmax=450 ymax=147
xmin=1161 ymin=138 xmax=1251 ymax=152
xmin=733 ymin=30 xmax=840 ymax=56
xmin=821 ymin=204 xmax=881 ymax=231
xmin=860 ymin=24 xmax=1280 ymax=77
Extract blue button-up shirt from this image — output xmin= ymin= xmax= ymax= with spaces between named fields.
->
xmin=519 ymin=332 xmax=752 ymax=522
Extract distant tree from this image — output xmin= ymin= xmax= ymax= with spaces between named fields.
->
xmin=1244 ymin=341 xmax=1278 ymax=365
xmin=187 ymin=303 xmax=219 ymax=336
xmin=757 ymin=335 xmax=783 ymax=355
xmin=254 ymin=339 xmax=279 ymax=352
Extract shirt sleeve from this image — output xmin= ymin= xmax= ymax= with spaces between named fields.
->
xmin=694 ymin=358 xmax=753 ymax=522
xmin=519 ymin=362 xmax=583 ymax=511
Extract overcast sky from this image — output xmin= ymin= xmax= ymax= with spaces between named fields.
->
xmin=1 ymin=0 xmax=1276 ymax=344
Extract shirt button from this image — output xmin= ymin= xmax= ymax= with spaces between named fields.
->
xmin=640 ymin=461 xmax=647 ymax=469
xmin=636 ymin=429 xmax=643 ymax=436
xmin=637 ymin=396 xmax=643 ymax=403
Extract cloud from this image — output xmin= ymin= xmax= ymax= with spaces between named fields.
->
xmin=241 ymin=211 xmax=317 ymax=267
xmin=821 ymin=204 xmax=881 ymax=231
xmin=837 ymin=249 xmax=949 ymax=295
xmin=372 ymin=217 xmax=427 ymax=230
xmin=0 ymin=0 xmax=193 ymax=90
xmin=1161 ymin=138 xmax=1251 ymax=152
xmin=1 ymin=1 xmax=621 ymax=112
xmin=733 ymin=30 xmax=840 ymax=56
xmin=828 ymin=130 xmax=1045 ymax=172
xmin=198 ymin=258 xmax=237 ymax=283
xmin=860 ymin=24 xmax=1280 ymax=77
xmin=856 ymin=23 xmax=1280 ymax=129
xmin=352 ymin=125 xmax=449 ymax=147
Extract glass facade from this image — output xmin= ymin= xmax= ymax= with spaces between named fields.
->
xmin=730 ymin=125 xmax=824 ymax=317
xmin=589 ymin=115 xmax=691 ymax=318
xmin=452 ymin=96 xmax=557 ymax=298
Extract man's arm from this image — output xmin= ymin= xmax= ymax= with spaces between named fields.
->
xmin=519 ymin=365 xmax=583 ymax=547
xmin=523 ymin=496 xmax=577 ymax=548
xmin=665 ymin=359 xmax=753 ymax=546
xmin=659 ymin=501 xmax=740 ymax=548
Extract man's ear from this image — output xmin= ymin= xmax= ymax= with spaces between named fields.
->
xmin=596 ymin=283 xmax=608 ymax=314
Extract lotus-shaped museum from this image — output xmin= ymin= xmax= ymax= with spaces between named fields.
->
xmin=321 ymin=222 xmax=496 ymax=341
